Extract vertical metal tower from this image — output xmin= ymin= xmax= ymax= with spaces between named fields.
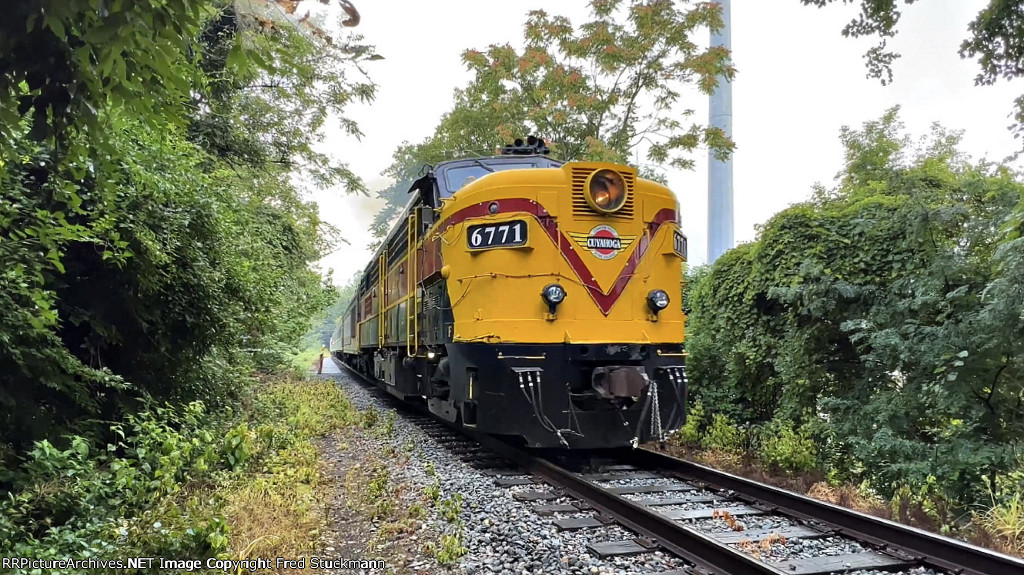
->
xmin=707 ymin=0 xmax=734 ymax=264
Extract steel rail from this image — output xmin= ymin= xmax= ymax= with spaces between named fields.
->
xmin=618 ymin=447 xmax=1024 ymax=575
xmin=332 ymin=362 xmax=1024 ymax=575
xmin=464 ymin=429 xmax=789 ymax=575
xmin=335 ymin=363 xmax=777 ymax=574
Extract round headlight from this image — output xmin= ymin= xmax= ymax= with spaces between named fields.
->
xmin=647 ymin=289 xmax=670 ymax=313
xmin=585 ymin=169 xmax=627 ymax=214
xmin=542 ymin=283 xmax=566 ymax=304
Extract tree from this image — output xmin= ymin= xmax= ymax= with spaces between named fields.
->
xmin=370 ymin=0 xmax=734 ymax=239
xmin=0 ymin=0 xmax=377 ymax=452
xmin=802 ymin=0 xmax=1024 ymax=140
xmin=686 ymin=107 xmax=1024 ymax=510
xmin=302 ymin=275 xmax=359 ymax=348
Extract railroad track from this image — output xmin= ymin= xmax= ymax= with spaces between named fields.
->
xmin=470 ymin=437 xmax=1024 ymax=575
xmin=333 ymin=361 xmax=1024 ymax=575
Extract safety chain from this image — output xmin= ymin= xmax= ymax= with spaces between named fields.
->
xmin=649 ymin=379 xmax=663 ymax=441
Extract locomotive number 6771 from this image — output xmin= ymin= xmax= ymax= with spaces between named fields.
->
xmin=468 ymin=220 xmax=527 ymax=249
xmin=331 ymin=137 xmax=689 ymax=449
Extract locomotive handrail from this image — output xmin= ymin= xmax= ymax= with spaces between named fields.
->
xmin=414 ymin=210 xmax=420 ymax=352
xmin=377 ymin=253 xmax=385 ymax=348
xmin=406 ymin=208 xmax=419 ymax=356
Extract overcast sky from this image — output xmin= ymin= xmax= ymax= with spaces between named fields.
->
xmin=306 ymin=0 xmax=1022 ymax=286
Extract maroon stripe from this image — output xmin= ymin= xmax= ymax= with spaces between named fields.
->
xmin=569 ymin=208 xmax=676 ymax=314
xmin=440 ymin=199 xmax=677 ymax=316
xmin=440 ymin=198 xmax=549 ymax=230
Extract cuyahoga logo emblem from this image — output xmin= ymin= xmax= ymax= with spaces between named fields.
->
xmin=568 ymin=225 xmax=636 ymax=260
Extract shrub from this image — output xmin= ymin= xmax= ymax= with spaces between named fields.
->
xmin=221 ymin=423 xmax=255 ymax=471
xmin=669 ymin=400 xmax=704 ymax=447
xmin=684 ymin=110 xmax=1024 ymax=511
xmin=701 ymin=414 xmax=743 ymax=454
xmin=756 ymin=418 xmax=818 ymax=474
xmin=0 ymin=401 xmax=228 ymax=563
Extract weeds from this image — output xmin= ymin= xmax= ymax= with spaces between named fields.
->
xmin=425 ymin=479 xmax=442 ymax=503
xmin=807 ymin=481 xmax=888 ymax=518
xmin=222 ymin=377 xmax=356 ymax=561
xmin=408 ymin=503 xmax=427 ymax=520
xmin=290 ymin=348 xmax=323 ymax=373
xmin=221 ymin=423 xmax=255 ymax=471
xmin=0 ymin=375 xmax=357 ymax=567
xmin=439 ymin=493 xmax=463 ymax=522
xmin=380 ymin=411 xmax=397 ymax=439
xmin=419 ymin=488 xmax=468 ymax=565
xmin=888 ymin=479 xmax=954 ymax=530
xmin=978 ymin=493 xmax=1024 ymax=553
xmin=361 ymin=405 xmax=380 ymax=430
xmin=368 ymin=465 xmax=392 ymax=518
xmin=428 ymin=527 xmax=468 ymax=564
xmin=657 ymin=406 xmax=1024 ymax=558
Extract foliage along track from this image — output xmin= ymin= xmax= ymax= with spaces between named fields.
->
xmin=334 ymin=360 xmax=1024 ymax=575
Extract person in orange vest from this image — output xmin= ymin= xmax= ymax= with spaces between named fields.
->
xmin=318 ymin=344 xmax=328 ymax=374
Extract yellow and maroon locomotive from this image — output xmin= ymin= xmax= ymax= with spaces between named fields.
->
xmin=332 ymin=137 xmax=689 ymax=448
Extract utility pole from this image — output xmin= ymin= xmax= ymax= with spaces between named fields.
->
xmin=707 ymin=0 xmax=734 ymax=264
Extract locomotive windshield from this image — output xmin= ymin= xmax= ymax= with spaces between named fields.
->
xmin=446 ymin=163 xmax=535 ymax=190
xmin=438 ymin=156 xmax=562 ymax=197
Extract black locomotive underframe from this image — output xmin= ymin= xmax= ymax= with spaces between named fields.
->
xmin=343 ymin=342 xmax=687 ymax=449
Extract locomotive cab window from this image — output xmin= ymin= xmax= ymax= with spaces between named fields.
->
xmin=445 ymin=163 xmax=534 ymax=191
xmin=437 ymin=156 xmax=562 ymax=198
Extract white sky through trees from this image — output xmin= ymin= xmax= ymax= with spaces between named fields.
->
xmin=309 ymin=0 xmax=1021 ymax=285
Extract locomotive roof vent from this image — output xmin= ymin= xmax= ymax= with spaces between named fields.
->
xmin=501 ymin=135 xmax=549 ymax=156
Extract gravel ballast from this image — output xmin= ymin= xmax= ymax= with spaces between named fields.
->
xmin=321 ymin=368 xmax=692 ymax=574
xmin=320 ymin=366 xmax=952 ymax=575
